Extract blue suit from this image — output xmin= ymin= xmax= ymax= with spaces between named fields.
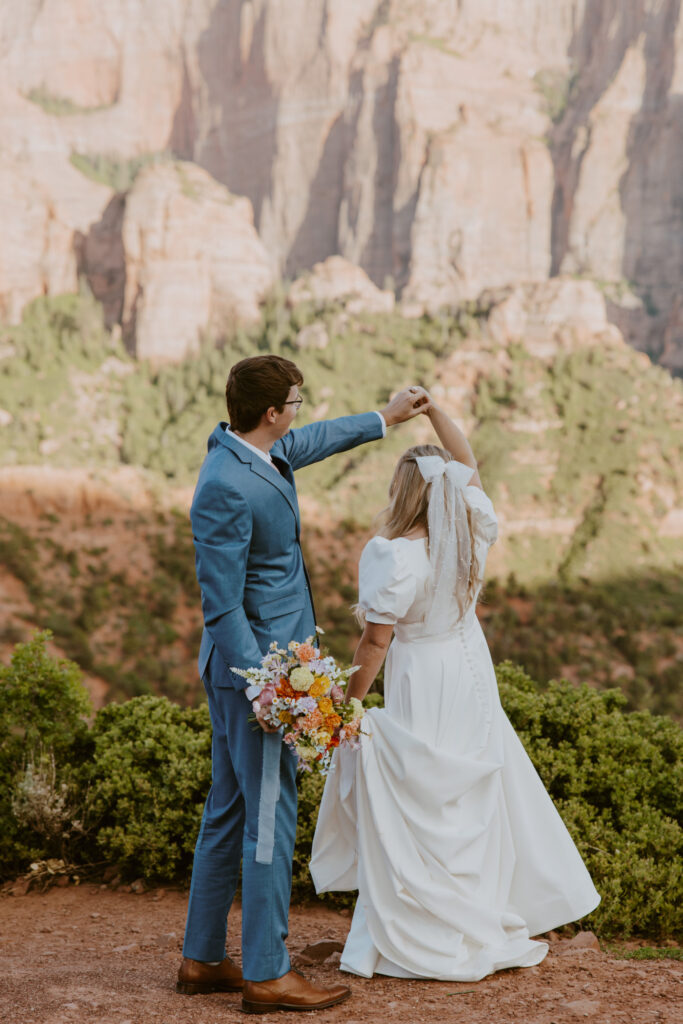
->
xmin=182 ymin=412 xmax=384 ymax=981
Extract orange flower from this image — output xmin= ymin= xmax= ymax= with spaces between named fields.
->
xmin=325 ymin=714 xmax=342 ymax=730
xmin=297 ymin=643 xmax=317 ymax=663
xmin=277 ymin=677 xmax=296 ymax=698
xmin=302 ymin=710 xmax=323 ymax=732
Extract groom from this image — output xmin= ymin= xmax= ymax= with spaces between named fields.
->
xmin=177 ymin=354 xmax=428 ymax=1012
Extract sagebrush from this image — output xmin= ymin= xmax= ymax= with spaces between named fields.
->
xmin=2 ymin=636 xmax=680 ymax=938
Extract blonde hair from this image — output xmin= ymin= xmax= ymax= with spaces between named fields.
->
xmin=378 ymin=444 xmax=482 ymax=613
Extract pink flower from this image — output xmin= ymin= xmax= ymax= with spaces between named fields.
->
xmin=258 ymin=685 xmax=276 ymax=707
xmin=330 ymin=685 xmax=344 ymax=704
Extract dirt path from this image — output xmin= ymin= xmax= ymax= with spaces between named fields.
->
xmin=0 ymin=887 xmax=680 ymax=1024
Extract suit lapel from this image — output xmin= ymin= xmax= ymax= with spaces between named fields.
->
xmin=249 ymin=456 xmax=301 ymax=530
xmin=213 ymin=423 xmax=300 ymax=532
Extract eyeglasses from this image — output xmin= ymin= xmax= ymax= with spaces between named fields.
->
xmin=283 ymin=396 xmax=304 ymax=407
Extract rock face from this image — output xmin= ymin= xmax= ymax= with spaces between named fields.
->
xmin=288 ymin=257 xmax=394 ymax=314
xmin=121 ymin=162 xmax=273 ymax=363
xmin=485 ymin=278 xmax=622 ymax=358
xmin=0 ymin=0 xmax=682 ymax=369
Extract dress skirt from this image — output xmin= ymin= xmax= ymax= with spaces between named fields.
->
xmin=310 ymin=619 xmax=600 ymax=982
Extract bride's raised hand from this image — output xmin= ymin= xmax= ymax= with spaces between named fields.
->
xmin=408 ymin=385 xmax=432 ymax=412
xmin=381 ymin=386 xmax=432 ymax=425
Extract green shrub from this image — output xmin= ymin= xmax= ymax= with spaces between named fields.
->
xmin=496 ymin=662 xmax=682 ymax=938
xmin=2 ymin=638 xmax=681 ymax=940
xmin=69 ymin=152 xmax=168 ymax=192
xmin=25 ymin=87 xmax=110 ymax=117
xmin=0 ymin=633 xmax=91 ymax=876
xmin=87 ymin=696 xmax=211 ymax=879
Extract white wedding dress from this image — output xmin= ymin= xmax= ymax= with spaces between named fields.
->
xmin=310 ymin=484 xmax=600 ymax=982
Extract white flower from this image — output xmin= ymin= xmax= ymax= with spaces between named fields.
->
xmin=349 ymin=697 xmax=364 ymax=720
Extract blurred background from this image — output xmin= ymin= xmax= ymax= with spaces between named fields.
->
xmin=0 ymin=0 xmax=681 ymax=718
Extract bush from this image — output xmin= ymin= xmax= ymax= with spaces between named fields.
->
xmin=0 ymin=633 xmax=91 ymax=876
xmin=87 ymin=696 xmax=211 ymax=880
xmin=2 ymin=638 xmax=680 ymax=939
xmin=496 ymin=662 xmax=682 ymax=938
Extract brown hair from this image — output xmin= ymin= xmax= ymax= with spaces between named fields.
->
xmin=226 ymin=355 xmax=304 ymax=432
xmin=379 ymin=444 xmax=482 ymax=612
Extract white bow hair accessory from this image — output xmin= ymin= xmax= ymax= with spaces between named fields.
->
xmin=414 ymin=455 xmax=476 ymax=628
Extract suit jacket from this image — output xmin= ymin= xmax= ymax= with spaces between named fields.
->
xmin=191 ymin=413 xmax=384 ymax=688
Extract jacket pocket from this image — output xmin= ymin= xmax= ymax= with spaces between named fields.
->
xmin=254 ymin=590 xmax=307 ymax=621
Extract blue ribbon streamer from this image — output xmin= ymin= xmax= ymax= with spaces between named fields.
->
xmin=255 ymin=732 xmax=282 ymax=864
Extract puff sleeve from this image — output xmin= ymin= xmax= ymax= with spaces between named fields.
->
xmin=464 ymin=486 xmax=498 ymax=547
xmin=357 ymin=536 xmax=417 ymax=625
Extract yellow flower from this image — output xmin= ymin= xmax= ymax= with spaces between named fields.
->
xmin=310 ymin=675 xmax=330 ymax=698
xmin=318 ymin=697 xmax=333 ymax=716
xmin=279 ymin=711 xmax=294 ymax=725
xmin=290 ymin=667 xmax=315 ymax=692
xmin=313 ymin=729 xmax=332 ymax=746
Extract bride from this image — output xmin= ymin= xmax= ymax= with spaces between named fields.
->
xmin=310 ymin=392 xmax=600 ymax=982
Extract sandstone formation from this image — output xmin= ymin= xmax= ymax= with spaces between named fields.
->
xmin=0 ymin=1 xmax=682 ymax=369
xmin=288 ymin=256 xmax=394 ymax=314
xmin=121 ymin=162 xmax=273 ymax=363
xmin=485 ymin=278 xmax=622 ymax=358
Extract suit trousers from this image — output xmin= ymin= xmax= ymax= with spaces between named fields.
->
xmin=182 ymin=679 xmax=298 ymax=981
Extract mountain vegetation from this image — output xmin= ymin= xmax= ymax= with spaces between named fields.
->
xmin=0 ymin=292 xmax=681 ymax=716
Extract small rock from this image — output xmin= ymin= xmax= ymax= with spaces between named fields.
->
xmin=151 ymin=888 xmax=166 ymax=901
xmin=90 ymin=913 xmax=101 ymax=920
xmin=298 ymin=940 xmax=344 ymax=963
xmin=295 ymin=322 xmax=329 ymax=351
xmin=156 ymin=932 xmax=178 ymax=949
xmin=10 ymin=879 xmax=31 ymax=897
xmin=547 ymin=930 xmax=561 ymax=942
xmin=131 ymin=878 xmax=145 ymax=894
xmin=119 ymin=884 xmax=132 ymax=893
xmin=327 ymin=951 xmax=342 ymax=967
xmin=112 ymin=943 xmax=138 ymax=953
xmin=568 ymin=931 xmax=601 ymax=951
xmin=563 ymin=998 xmax=601 ymax=1016
xmin=292 ymin=954 xmax=315 ymax=968
xmin=555 ymin=930 xmax=601 ymax=956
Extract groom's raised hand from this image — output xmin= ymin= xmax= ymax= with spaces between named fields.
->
xmin=381 ymin=386 xmax=431 ymax=426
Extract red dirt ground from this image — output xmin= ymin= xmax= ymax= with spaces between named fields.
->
xmin=0 ymin=887 xmax=680 ymax=1024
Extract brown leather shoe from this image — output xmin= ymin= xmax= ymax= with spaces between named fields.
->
xmin=176 ymin=955 xmax=243 ymax=994
xmin=242 ymin=969 xmax=350 ymax=1013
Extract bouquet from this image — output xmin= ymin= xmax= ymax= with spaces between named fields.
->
xmin=232 ymin=634 xmax=364 ymax=774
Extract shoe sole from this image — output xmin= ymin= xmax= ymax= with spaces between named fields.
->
xmin=176 ymin=981 xmax=243 ymax=995
xmin=241 ymin=990 xmax=351 ymax=1014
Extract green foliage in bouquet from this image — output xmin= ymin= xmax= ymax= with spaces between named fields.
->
xmin=0 ymin=633 xmax=92 ymax=876
xmin=87 ymin=696 xmax=211 ymax=880
xmin=496 ymin=662 xmax=682 ymax=938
